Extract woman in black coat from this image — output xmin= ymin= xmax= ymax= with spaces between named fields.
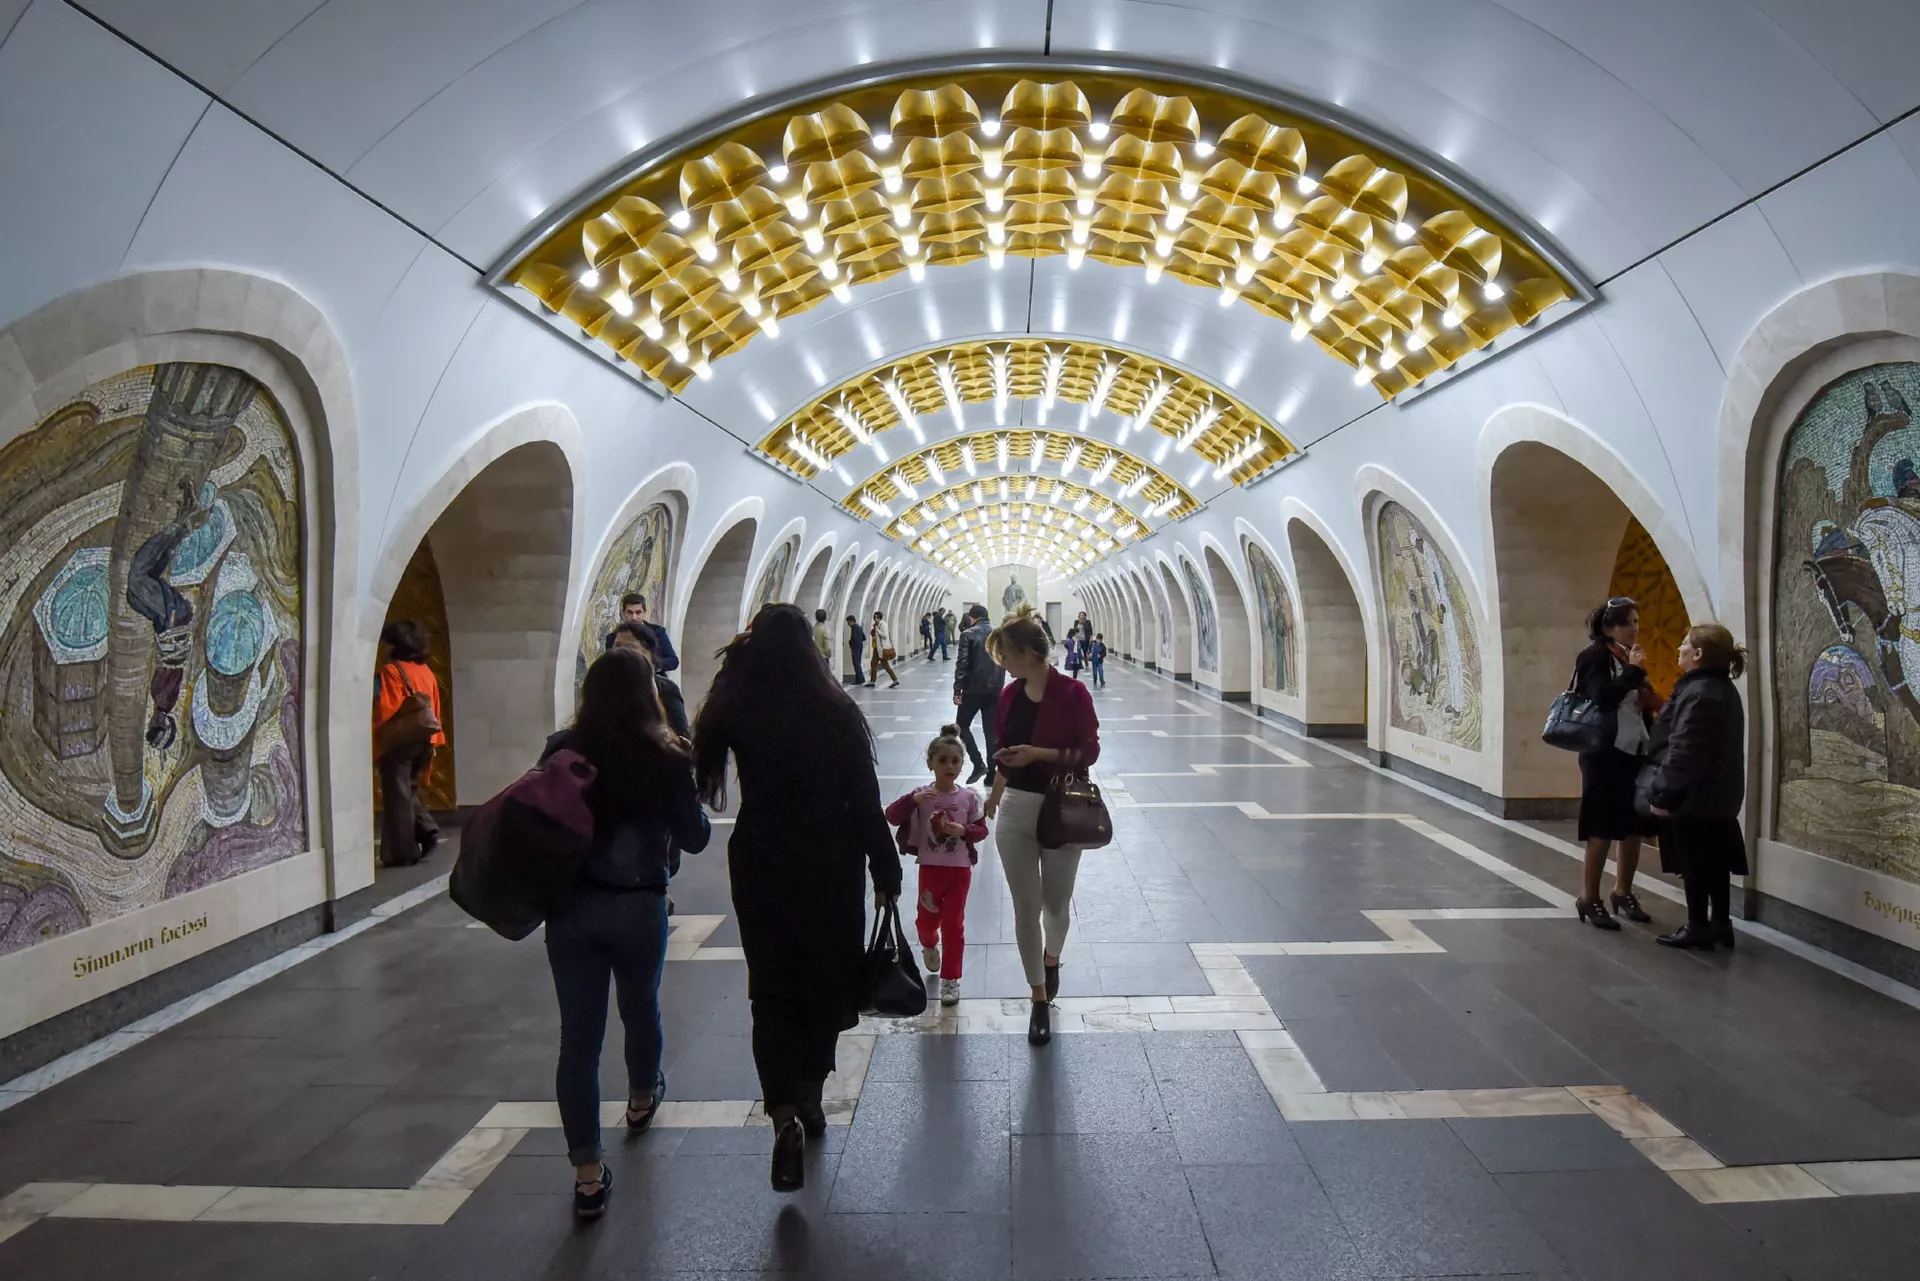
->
xmin=1571 ymin=598 xmax=1661 ymax=930
xmin=1645 ymin=623 xmax=1749 ymax=951
xmin=693 ymin=603 xmax=902 ymax=1192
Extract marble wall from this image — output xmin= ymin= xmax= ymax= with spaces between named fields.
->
xmin=1377 ymin=501 xmax=1482 ymax=750
xmin=1247 ymin=541 xmax=1298 ymax=696
xmin=1181 ymin=557 xmax=1220 ymax=673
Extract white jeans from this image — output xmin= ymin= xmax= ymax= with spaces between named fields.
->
xmin=994 ymin=788 xmax=1083 ymax=988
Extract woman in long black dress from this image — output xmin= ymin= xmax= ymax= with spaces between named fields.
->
xmin=693 ymin=603 xmax=901 ymax=1192
xmin=1570 ymin=597 xmax=1661 ymax=930
xmin=1646 ymin=623 xmax=1749 ymax=951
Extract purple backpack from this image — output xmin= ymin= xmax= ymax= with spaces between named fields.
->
xmin=450 ymin=749 xmax=596 ymax=940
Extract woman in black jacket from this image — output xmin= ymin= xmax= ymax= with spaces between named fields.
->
xmin=694 ymin=603 xmax=902 ymax=1192
xmin=542 ymin=646 xmax=710 ymax=1220
xmin=1646 ymin=623 xmax=1749 ymax=951
xmin=1571 ymin=598 xmax=1661 ymax=930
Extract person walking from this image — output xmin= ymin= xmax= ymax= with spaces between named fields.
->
xmin=869 ymin=610 xmax=901 ymax=687
xmin=606 ymin=621 xmax=691 ymax=738
xmin=1074 ymin=611 xmax=1094 ymax=651
xmin=919 ymin=613 xmax=933 ymax=659
xmin=540 ymin=646 xmax=710 ymax=1219
xmin=812 ymin=608 xmax=834 ymax=667
xmin=1646 ymin=624 xmax=1749 ymax=952
xmin=983 ymin=605 xmax=1101 ymax=1046
xmin=694 ymin=604 xmax=902 ymax=1191
xmin=931 ymin=608 xmax=951 ymax=661
xmin=1063 ymin=632 xmax=1085 ymax=680
xmin=1570 ymin=597 xmax=1662 ymax=930
xmin=884 ymin=725 xmax=987 ymax=1007
xmin=1089 ymin=634 xmax=1108 ymax=687
xmin=604 ymin=591 xmax=679 ymax=675
xmin=845 ymin=614 xmax=867 ymax=686
xmin=372 ymin=620 xmax=444 ymax=867
xmin=952 ymin=604 xmax=1005 ymax=784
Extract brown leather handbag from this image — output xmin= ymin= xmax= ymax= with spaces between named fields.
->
xmin=1037 ymin=767 xmax=1113 ymax=850
xmin=374 ymin=664 xmax=441 ymax=758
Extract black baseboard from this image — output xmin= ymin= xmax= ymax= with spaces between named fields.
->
xmin=1251 ymin=706 xmax=1367 ymax=740
xmin=1369 ymin=750 xmax=1579 ymax=820
xmin=1174 ymin=672 xmax=1193 ymax=683
xmin=0 ymin=904 xmax=329 ymax=1083
xmin=1751 ymin=890 xmax=1920 ymax=988
xmin=1144 ymin=660 xmax=1158 ymax=671
xmin=1221 ymin=690 xmax=1252 ymax=703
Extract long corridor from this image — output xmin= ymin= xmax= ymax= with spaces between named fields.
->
xmin=3 ymin=657 xmax=1918 ymax=1279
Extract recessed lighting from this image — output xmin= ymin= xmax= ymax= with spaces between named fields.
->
xmin=980 ymin=117 xmax=1001 ymax=137
xmin=578 ymin=267 xmax=600 ymax=288
xmin=669 ymin=208 xmax=693 ymax=229
xmin=1482 ymin=281 xmax=1505 ymax=301
xmin=873 ymin=132 xmax=893 ymax=151
xmin=1393 ymin=220 xmax=1413 ymax=241
xmin=609 ymin=292 xmax=633 ymax=316
xmin=1295 ymin=174 xmax=1316 ymax=195
xmin=768 ymin=162 xmax=789 ymax=183
xmin=1194 ymin=137 xmax=1215 ymax=156
xmin=1088 ymin=120 xmax=1110 ymax=140
xmin=1351 ymin=362 xmax=1371 ymax=386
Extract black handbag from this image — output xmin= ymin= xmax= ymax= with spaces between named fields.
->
xmin=860 ymin=900 xmax=927 ymax=1017
xmin=1037 ymin=768 xmax=1113 ymax=850
xmin=1541 ymin=669 xmax=1615 ymax=753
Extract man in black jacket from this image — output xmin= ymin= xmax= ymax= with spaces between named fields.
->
xmin=952 ymin=604 xmax=1006 ymax=784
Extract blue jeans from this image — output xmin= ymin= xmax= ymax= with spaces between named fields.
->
xmin=1091 ymin=659 xmax=1105 ymax=685
xmin=545 ymin=885 xmax=670 ymax=1165
xmin=932 ymin=636 xmax=949 ymax=659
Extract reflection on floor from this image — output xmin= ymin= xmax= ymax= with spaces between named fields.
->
xmin=4 ymin=660 xmax=1920 ymax=1278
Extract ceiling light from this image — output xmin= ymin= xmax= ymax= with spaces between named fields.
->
xmin=1088 ymin=363 xmax=1119 ymax=417
xmin=1090 ymin=453 xmax=1117 ymax=486
xmin=908 ymin=258 xmax=926 ymax=281
xmin=1361 ymin=249 xmax=1385 ymax=273
xmin=982 ymin=150 xmax=1003 ymax=179
xmin=1076 ymin=194 xmax=1094 ymax=216
xmin=1217 ymin=286 xmax=1238 ymax=307
xmin=1442 ymin=308 xmax=1462 ymax=329
xmin=578 ymin=267 xmax=601 ymax=287
xmin=927 ymin=452 xmax=946 ymax=485
xmin=1081 ymin=154 xmax=1101 ymax=179
xmin=861 ymin=494 xmax=893 ymax=518
xmin=892 ymin=202 xmax=911 ymax=226
xmin=1029 ymin=434 xmax=1046 ymax=471
xmin=1393 ymin=220 xmax=1414 ymax=241
xmin=1175 ymin=402 xmax=1222 ymax=452
xmin=741 ymin=294 xmax=763 ymax=316
xmin=1164 ymin=205 xmax=1187 ymax=230
xmin=758 ymin=315 xmax=781 ymax=338
xmin=801 ymin=225 xmax=825 ymax=252
xmin=820 ymin=258 xmax=840 ymax=280
xmin=891 ymin=471 xmax=918 ymax=499
xmin=768 ymin=162 xmax=789 ymax=183
xmin=639 ymin=311 xmax=664 ymax=340
xmin=788 ymin=433 xmax=829 ymax=470
xmin=609 ymin=292 xmax=633 ymax=316
xmin=1352 ymin=362 xmax=1372 ymax=386
xmin=997 ymin=435 xmax=1011 ymax=471
xmin=1067 ymin=245 xmax=1087 ymax=269
xmin=980 ymin=117 xmax=1001 ymax=137
xmin=1144 ymin=259 xmax=1165 ymax=284
xmin=693 ymin=358 xmax=713 ymax=380
xmin=985 ymin=187 xmax=1006 ymax=212
xmin=784 ymin=193 xmax=808 ymax=219
xmin=1121 ymin=471 xmax=1149 ymax=498
xmin=831 ymin=281 xmax=853 ymax=303
xmin=873 ymin=131 xmax=893 ymax=151
xmin=693 ymin=238 xmax=718 ymax=262
xmin=1295 ymin=174 xmax=1317 ymax=195
xmin=1310 ymin=297 xmax=1333 ymax=322
xmin=1062 ymin=441 xmax=1083 ymax=475
xmin=1088 ymin=119 xmax=1110 ymax=140
xmin=1073 ymin=491 xmax=1092 ymax=512
xmin=1234 ymin=259 xmax=1255 ymax=285
xmin=832 ymin=400 xmax=871 ymax=443
xmin=1482 ymin=281 xmax=1505 ymax=301
xmin=670 ymin=208 xmax=693 ymax=230
xmin=988 ymin=246 xmax=1006 ymax=269
xmin=936 ymin=361 xmax=965 ymax=427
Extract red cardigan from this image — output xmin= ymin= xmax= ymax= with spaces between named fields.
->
xmin=996 ymin=668 xmax=1101 ymax=770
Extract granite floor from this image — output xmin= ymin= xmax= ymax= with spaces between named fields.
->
xmin=3 ymin=657 xmax=1920 ymax=1279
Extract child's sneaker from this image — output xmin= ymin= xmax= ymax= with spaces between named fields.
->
xmin=940 ymin=978 xmax=961 ymax=1006
xmin=921 ymin=944 xmax=940 ymax=975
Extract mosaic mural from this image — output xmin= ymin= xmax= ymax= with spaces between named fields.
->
xmin=1152 ymin=575 xmax=1173 ymax=661
xmin=0 ymin=364 xmax=306 ymax=957
xmin=1246 ymin=542 xmax=1298 ymax=695
xmin=1773 ymin=364 xmax=1920 ymax=884
xmin=576 ymin=501 xmax=674 ymax=690
xmin=747 ymin=536 xmax=798 ymax=621
xmin=1608 ymin=517 xmax=1686 ymax=701
xmin=1181 ymin=558 xmax=1220 ymax=672
xmin=824 ymin=554 xmax=854 ymax=617
xmin=1377 ymin=500 xmax=1482 ymax=748
xmin=377 ymin=540 xmax=455 ymax=812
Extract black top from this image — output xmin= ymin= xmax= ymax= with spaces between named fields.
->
xmin=1647 ymin=668 xmax=1746 ymax=818
xmin=1000 ymin=692 xmax=1050 ymax=793
xmin=539 ymin=728 xmax=709 ymax=890
xmin=953 ymin=619 xmax=1005 ymax=701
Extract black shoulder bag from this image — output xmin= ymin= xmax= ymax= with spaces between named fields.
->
xmin=1541 ymin=667 xmax=1615 ymax=754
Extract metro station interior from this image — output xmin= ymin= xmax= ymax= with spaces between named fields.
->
xmin=3 ymin=2 xmax=1920 ymax=1277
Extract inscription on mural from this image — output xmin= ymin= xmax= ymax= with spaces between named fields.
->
xmin=1246 ymin=542 xmax=1297 ymax=695
xmin=1773 ymin=365 xmax=1920 ymax=885
xmin=0 ymin=364 xmax=306 ymax=958
xmin=1181 ymin=558 xmax=1220 ymax=673
xmin=576 ymin=502 xmax=674 ymax=689
xmin=1377 ymin=501 xmax=1482 ymax=749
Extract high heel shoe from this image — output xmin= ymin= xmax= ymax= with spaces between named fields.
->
xmin=796 ymin=1079 xmax=827 ymax=1138
xmin=770 ymin=1118 xmax=806 ymax=1192
xmin=1655 ymin=923 xmax=1717 ymax=950
xmin=1027 ymin=999 xmax=1051 ymax=1046
xmin=1576 ymin=898 xmax=1622 ymax=931
xmin=1609 ymin=891 xmax=1651 ymax=924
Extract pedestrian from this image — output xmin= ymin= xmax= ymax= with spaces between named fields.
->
xmin=812 ymin=608 xmax=833 ymax=667
xmin=932 ymin=608 xmax=950 ymax=661
xmin=919 ymin=612 xmax=933 ymax=658
xmin=1090 ymin=633 xmax=1107 ymax=687
xmin=372 ymin=620 xmax=444 ymax=867
xmin=983 ymin=604 xmax=1101 ymax=1046
xmin=1075 ymin=610 xmax=1094 ymax=651
xmin=845 ymin=614 xmax=866 ymax=686
xmin=884 ymin=724 xmax=987 ymax=1007
xmin=541 ymin=646 xmax=711 ymax=1220
xmin=605 ymin=621 xmax=691 ymax=738
xmin=1064 ymin=633 xmax=1084 ymax=679
xmin=694 ymin=604 xmax=902 ymax=1191
xmin=869 ymin=610 xmax=901 ymax=687
xmin=604 ymin=591 xmax=679 ymax=675
xmin=1646 ymin=623 xmax=1749 ymax=952
xmin=952 ymin=604 xmax=1005 ymax=784
xmin=1570 ymin=597 xmax=1660 ymax=930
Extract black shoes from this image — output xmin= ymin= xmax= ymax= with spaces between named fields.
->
xmin=1027 ymin=1000 xmax=1051 ymax=1046
xmin=1044 ymin=961 xmax=1061 ymax=1001
xmin=771 ymin=1118 xmax=806 ymax=1192
xmin=573 ymin=1162 xmax=612 ymax=1220
xmin=625 ymin=1072 xmax=666 ymax=1131
xmin=1656 ymin=923 xmax=1718 ymax=950
xmin=1717 ymin=919 xmax=1737 ymax=950
xmin=1575 ymin=898 xmax=1622 ymax=931
xmin=797 ymin=1078 xmax=828 ymax=1138
xmin=1609 ymin=891 xmax=1651 ymax=923
xmin=966 ymin=765 xmax=986 ymax=785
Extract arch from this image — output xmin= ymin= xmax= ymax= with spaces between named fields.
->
xmin=794 ymin=534 xmax=838 ymax=619
xmin=744 ymin=517 xmax=805 ymax=623
xmin=672 ymin=496 xmax=766 ymax=630
xmin=844 ymin=553 xmax=882 ymax=676
xmin=0 ymin=267 xmax=368 ymax=918
xmin=1131 ymin=565 xmax=1167 ymax=669
xmin=1480 ymin=416 xmax=1701 ymax=811
xmin=1116 ymin=573 xmax=1144 ymax=660
xmin=1236 ymin=520 xmax=1303 ymax=717
xmin=679 ymin=510 xmax=760 ymax=710
xmin=567 ymin=461 xmax=691 ymax=700
xmin=425 ymin=440 xmax=577 ymax=803
xmin=822 ymin=544 xmax=862 ymax=630
xmin=1199 ymin=535 xmax=1254 ymax=699
xmin=1284 ymin=502 xmax=1370 ymax=737
xmin=1154 ymin=555 xmax=1195 ymax=682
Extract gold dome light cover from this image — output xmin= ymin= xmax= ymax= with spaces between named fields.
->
xmin=499 ymin=62 xmax=1582 ymax=398
xmin=891 ymin=474 xmax=1149 ymax=544
xmin=761 ymin=337 xmax=1292 ymax=485
xmin=844 ymin=428 xmax=1199 ymax=523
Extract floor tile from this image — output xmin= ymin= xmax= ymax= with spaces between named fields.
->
xmin=1009 ymin=1133 xmax=1214 ymax=1280
xmin=1498 ymin=1168 xmax=1791 ymax=1280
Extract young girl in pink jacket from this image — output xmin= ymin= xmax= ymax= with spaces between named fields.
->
xmin=884 ymin=725 xmax=988 ymax=1006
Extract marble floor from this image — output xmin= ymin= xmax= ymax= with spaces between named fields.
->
xmin=4 ymin=657 xmax=1920 ymax=1279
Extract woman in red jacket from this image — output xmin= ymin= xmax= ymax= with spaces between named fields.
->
xmin=983 ymin=604 xmax=1100 ymax=1046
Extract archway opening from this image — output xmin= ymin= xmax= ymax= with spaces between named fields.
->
xmin=680 ymin=518 xmax=759 ymax=712
xmin=1286 ymin=518 xmax=1367 ymax=736
xmin=1156 ymin=562 xmax=1195 ymax=681
xmin=375 ymin=539 xmax=458 ymax=827
xmin=843 ymin=560 xmax=878 ymax=680
xmin=1202 ymin=547 xmax=1253 ymax=699
xmin=1490 ymin=441 xmax=1686 ymax=809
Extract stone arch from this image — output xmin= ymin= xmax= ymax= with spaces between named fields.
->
xmin=564 ymin=462 xmax=691 ymax=704
xmin=0 ymin=268 xmax=367 ymax=912
xmin=679 ymin=508 xmax=760 ymax=710
xmin=823 ymin=544 xmax=862 ymax=628
xmin=744 ymin=517 xmax=805 ymax=623
xmin=1199 ymin=535 xmax=1253 ymax=699
xmin=1237 ymin=519 xmax=1303 ymax=718
xmin=1154 ymin=555 xmax=1195 ymax=682
xmin=794 ymin=535 xmax=837 ymax=617
xmin=1284 ymin=503 xmax=1369 ymax=737
xmin=1480 ymin=413 xmax=1703 ymax=811
xmin=1116 ymin=572 xmax=1144 ymax=660
xmin=1130 ymin=565 xmax=1165 ymax=669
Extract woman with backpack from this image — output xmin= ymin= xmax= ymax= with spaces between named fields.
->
xmin=541 ymin=646 xmax=711 ymax=1220
xmin=695 ymin=604 xmax=901 ymax=1192
xmin=372 ymin=620 xmax=445 ymax=867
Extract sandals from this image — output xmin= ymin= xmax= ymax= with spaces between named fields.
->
xmin=573 ymin=1162 xmax=613 ymax=1220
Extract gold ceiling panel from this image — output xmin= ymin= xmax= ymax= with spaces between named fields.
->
xmin=506 ymin=70 xmax=1577 ymax=396
xmin=843 ymin=428 xmax=1196 ymax=518
xmin=762 ymin=337 xmax=1290 ymax=487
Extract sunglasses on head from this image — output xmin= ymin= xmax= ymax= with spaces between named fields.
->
xmin=1605 ymin=597 xmax=1637 ymax=609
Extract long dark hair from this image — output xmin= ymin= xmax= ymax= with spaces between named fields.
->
xmin=571 ymin=647 xmax=684 ymax=808
xmin=693 ymin=602 xmax=872 ymax=809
